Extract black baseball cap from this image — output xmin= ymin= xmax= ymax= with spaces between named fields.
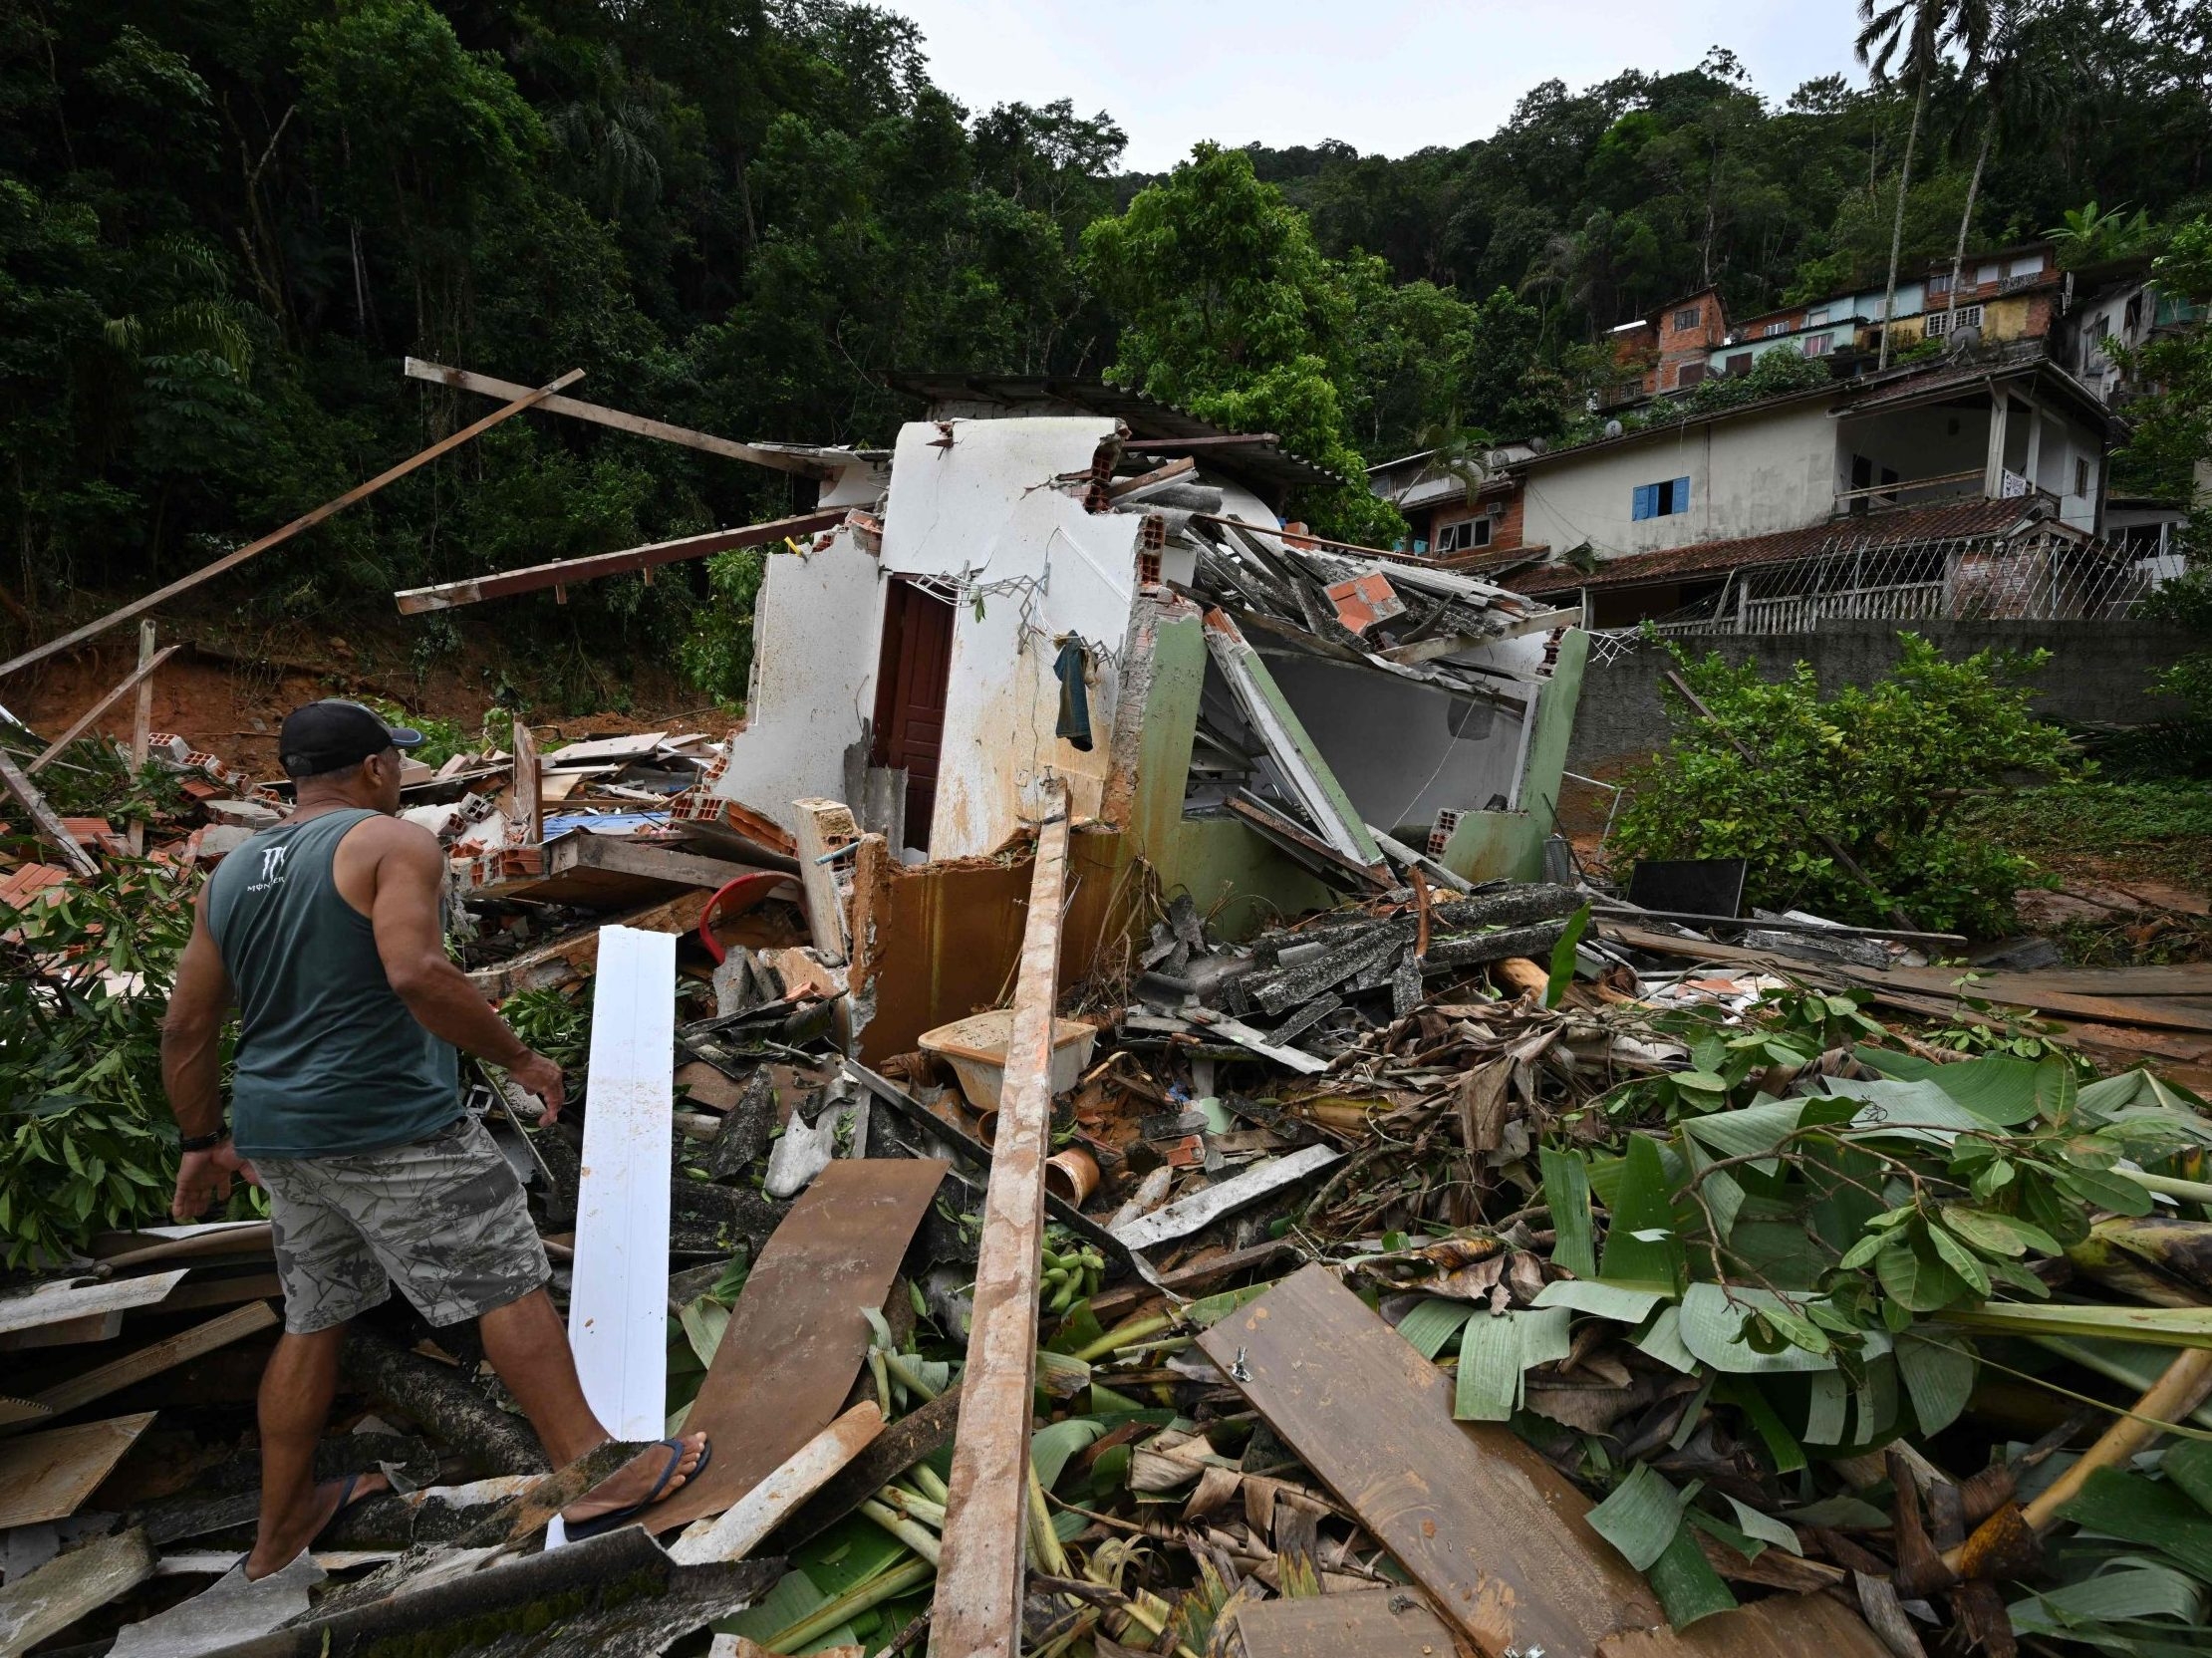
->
xmin=279 ymin=699 xmax=425 ymax=778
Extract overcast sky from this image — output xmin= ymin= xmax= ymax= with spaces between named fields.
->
xmin=875 ymin=0 xmax=1869 ymax=173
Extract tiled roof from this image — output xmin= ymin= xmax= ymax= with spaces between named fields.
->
xmin=1507 ymin=498 xmax=2038 ymax=596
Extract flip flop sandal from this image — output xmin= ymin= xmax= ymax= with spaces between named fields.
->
xmin=563 ymin=1437 xmax=714 ymax=1541
xmin=309 ymin=1471 xmax=383 ymax=1546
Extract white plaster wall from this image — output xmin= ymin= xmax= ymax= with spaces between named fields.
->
xmin=879 ymin=416 xmax=1143 ymax=856
xmin=714 ymin=526 xmax=885 ymax=833
xmin=1267 ymin=657 xmax=1529 ymax=836
xmin=1520 ymin=400 xmax=1839 ymax=560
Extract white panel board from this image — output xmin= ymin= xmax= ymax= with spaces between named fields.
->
xmin=565 ymin=926 xmax=675 ymax=1440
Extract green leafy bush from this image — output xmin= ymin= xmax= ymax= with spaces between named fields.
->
xmin=0 ymin=863 xmax=239 ymax=1265
xmin=1612 ymin=635 xmax=2074 ymax=935
xmin=679 ymin=545 xmax=767 ymax=711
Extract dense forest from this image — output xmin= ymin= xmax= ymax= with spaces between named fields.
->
xmin=3 ymin=1 xmax=2209 ymax=708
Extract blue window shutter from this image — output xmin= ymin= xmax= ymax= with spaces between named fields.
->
xmin=1632 ymin=483 xmax=1654 ymax=520
xmin=1674 ymin=475 xmax=1692 ymax=513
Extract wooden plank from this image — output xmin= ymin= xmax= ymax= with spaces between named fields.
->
xmin=1233 ymin=1585 xmax=1457 ymax=1658
xmin=1197 ymin=1265 xmax=1662 ymax=1658
xmin=546 ymin=833 xmax=766 ymax=894
xmin=0 ymin=1413 xmax=158 ymax=1528
xmin=1600 ymin=924 xmax=2212 ymax=1035
xmin=392 ymin=509 xmax=845 ymax=614
xmin=0 ymin=371 xmax=582 ymax=682
xmin=931 ymin=801 xmax=1071 ymax=1658
xmin=26 ymin=644 xmax=181 ymax=772
xmin=128 ymin=622 xmax=154 ymax=857
xmin=0 ymin=1271 xmax=187 ymax=1337
xmin=1597 ymin=1590 xmax=1891 ymax=1658
xmin=668 ymin=1401 xmax=884 ymax=1564
xmin=512 ymin=718 xmax=540 ymax=848
xmin=403 ymin=359 xmax=833 ymax=480
xmin=646 ymin=1157 xmax=949 ymax=1534
xmin=0 ymin=745 xmax=99 ymax=878
xmin=0 ymin=1313 xmax=121 ymax=1353
xmin=0 ymin=1526 xmax=156 ymax=1657
xmin=154 ymin=1271 xmax=285 ymax=1315
xmin=790 ymin=799 xmax=859 ymax=965
xmin=567 ymin=931 xmax=676 ymax=1440
xmin=33 ymin=1301 xmax=278 ymax=1421
xmin=775 ymin=1384 xmax=963 ymax=1549
xmin=0 ymin=1398 xmax=53 ymax=1429
xmin=467 ymin=888 xmax=709 ymax=1001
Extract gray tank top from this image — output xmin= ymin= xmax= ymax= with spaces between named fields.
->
xmin=205 ymin=807 xmax=459 ymax=1158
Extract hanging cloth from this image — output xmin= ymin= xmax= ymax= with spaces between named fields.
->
xmin=1053 ymin=638 xmax=1094 ymax=752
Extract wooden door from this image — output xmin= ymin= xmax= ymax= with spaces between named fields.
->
xmin=871 ymin=579 xmax=957 ymax=850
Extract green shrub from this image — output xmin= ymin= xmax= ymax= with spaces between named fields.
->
xmin=678 ymin=545 xmax=767 ymax=711
xmin=0 ymin=863 xmax=245 ymax=1265
xmin=1612 ymin=635 xmax=2074 ymax=935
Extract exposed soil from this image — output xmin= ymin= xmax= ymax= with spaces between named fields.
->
xmin=3 ymin=606 xmax=720 ymax=781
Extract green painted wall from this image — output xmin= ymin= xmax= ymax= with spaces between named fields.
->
xmin=1440 ymin=628 xmax=1589 ymax=883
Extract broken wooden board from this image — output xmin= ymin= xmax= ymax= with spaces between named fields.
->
xmin=1198 ymin=1266 xmax=1662 ymax=1658
xmin=0 ymin=1526 xmax=156 ymax=1657
xmin=1596 ymin=1589 xmax=1891 ymax=1658
xmin=931 ymin=803 xmax=1070 ymax=1658
xmin=468 ymin=888 xmax=708 ymax=1000
xmin=509 ymin=831 xmax=765 ymax=908
xmin=669 ymin=1401 xmax=884 ymax=1564
xmin=31 ymin=1301 xmax=278 ymax=1423
xmin=1109 ymin=1144 xmax=1342 ymax=1252
xmin=775 ymin=1384 xmax=963 ymax=1550
xmin=0 ymin=1412 xmax=158 ymax=1528
xmin=0 ymin=1270 xmax=187 ymax=1338
xmin=1232 ymin=1584 xmax=1457 ymax=1658
xmin=647 ymin=1157 xmax=949 ymax=1533
xmin=1602 ymin=924 xmax=2212 ymax=1035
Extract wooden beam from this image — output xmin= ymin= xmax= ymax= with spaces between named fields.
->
xmin=667 ymin=1401 xmax=884 ymax=1564
xmin=0 ymin=744 xmax=100 ymax=878
xmin=931 ymin=796 xmax=1071 ymax=1658
xmin=512 ymin=718 xmax=540 ymax=848
xmin=546 ymin=831 xmax=763 ymax=892
xmin=392 ymin=508 xmax=846 ymax=614
xmin=28 ymin=643 xmax=181 ymax=773
xmin=30 ymin=1301 xmax=278 ymax=1422
xmin=790 ymin=798 xmax=859 ymax=966
xmin=128 ymin=622 xmax=155 ymax=856
xmin=0 ymin=370 xmax=584 ymax=682
xmin=405 ymin=358 xmax=834 ymax=480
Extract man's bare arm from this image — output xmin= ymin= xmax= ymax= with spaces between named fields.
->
xmin=161 ymin=887 xmax=232 ymax=1140
xmin=366 ymin=821 xmax=566 ymax=1118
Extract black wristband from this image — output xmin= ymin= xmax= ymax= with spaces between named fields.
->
xmin=178 ymin=1128 xmax=230 ymax=1154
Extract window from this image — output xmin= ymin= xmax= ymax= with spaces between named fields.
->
xmin=1928 ymin=270 xmax=1952 ymax=296
xmin=1435 ymin=517 xmax=1492 ymax=553
xmin=1803 ymin=333 xmax=1833 ymax=357
xmin=2075 ymin=456 xmax=2090 ymax=496
xmin=1923 ymin=303 xmax=1983 ymax=338
xmin=1803 ymin=308 xmax=1827 ymax=326
xmin=1677 ymin=361 xmax=1707 ymax=388
xmin=1763 ymin=321 xmax=1790 ymax=337
xmin=2125 ymin=293 xmax=2143 ymax=330
xmin=1631 ymin=476 xmax=1693 ymax=520
xmin=1726 ymin=352 xmax=1752 ymax=377
xmin=1673 ymin=305 xmax=1702 ymax=332
xmin=2009 ymin=253 xmax=2045 ymax=278
xmin=1976 ymin=262 xmax=2001 ymax=285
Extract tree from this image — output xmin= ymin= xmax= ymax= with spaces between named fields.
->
xmin=1942 ymin=0 xmax=2058 ymax=334
xmin=1856 ymin=0 xmax=1989 ymax=368
xmin=1081 ymin=143 xmax=1401 ymax=541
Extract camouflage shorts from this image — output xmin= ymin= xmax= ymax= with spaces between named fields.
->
xmin=257 ymin=1116 xmax=550 ymax=1334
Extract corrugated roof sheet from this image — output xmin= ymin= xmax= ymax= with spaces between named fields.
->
xmin=1506 ymin=498 xmax=2041 ymax=596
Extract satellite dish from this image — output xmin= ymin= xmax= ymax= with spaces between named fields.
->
xmin=1603 ymin=419 xmax=1624 ymax=438
xmin=1526 ymin=436 xmax=1549 ymax=454
xmin=1949 ymin=323 xmax=1982 ymax=353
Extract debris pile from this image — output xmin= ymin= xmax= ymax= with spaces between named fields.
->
xmin=10 ymin=394 xmax=2212 ymax=1657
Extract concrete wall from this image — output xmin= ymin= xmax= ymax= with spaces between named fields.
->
xmin=1566 ymin=619 xmax=2198 ymax=775
xmin=1521 ymin=400 xmax=1837 ymax=561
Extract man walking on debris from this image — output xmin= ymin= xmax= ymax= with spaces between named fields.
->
xmin=161 ymin=698 xmax=709 ymax=1578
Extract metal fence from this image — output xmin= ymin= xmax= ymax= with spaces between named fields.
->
xmin=1637 ymin=527 xmax=2161 ymax=638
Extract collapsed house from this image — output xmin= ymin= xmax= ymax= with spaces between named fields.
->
xmin=711 ymin=408 xmax=1581 ymax=1052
